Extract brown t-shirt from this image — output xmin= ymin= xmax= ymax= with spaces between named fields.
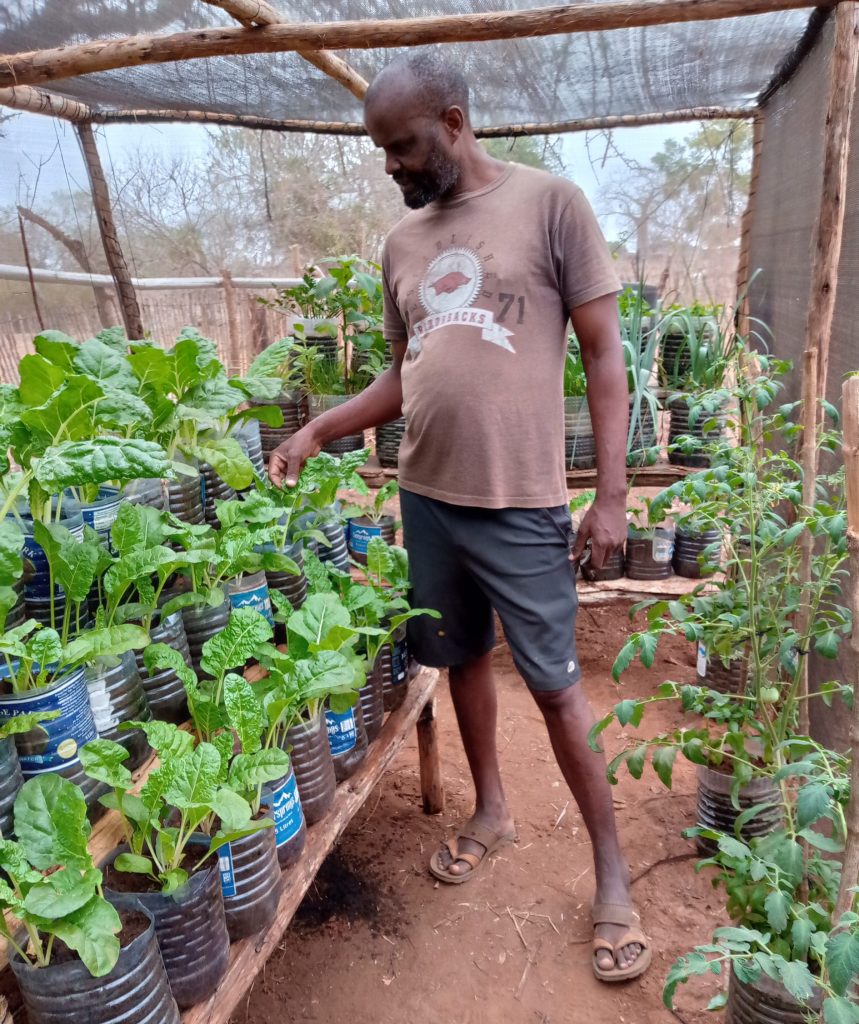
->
xmin=382 ymin=163 xmax=620 ymax=509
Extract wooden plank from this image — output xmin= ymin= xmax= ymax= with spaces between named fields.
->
xmin=358 ymin=463 xmax=694 ymax=490
xmin=416 ymin=697 xmax=444 ymax=815
xmin=182 ymin=666 xmax=439 ymax=1024
xmin=0 ymin=1 xmax=839 ymax=91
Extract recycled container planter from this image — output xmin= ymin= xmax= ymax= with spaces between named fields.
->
xmin=261 ymin=766 xmax=307 ymax=870
xmin=348 ymin=515 xmax=396 ymax=565
xmin=316 ymin=517 xmax=351 ymax=573
xmin=256 ymin=390 xmax=305 ymax=468
xmin=325 ymin=699 xmax=368 ymax=782
xmin=726 ymin=965 xmax=821 ymax=1024
xmin=232 ymin=418 xmax=265 ymax=480
xmin=624 ymin=526 xmax=675 ymax=581
xmin=668 ymin=396 xmax=726 ymax=468
xmin=699 ymin=649 xmax=748 ymax=695
xmin=659 ymin=330 xmax=692 ymax=388
xmin=0 ymin=667 xmax=102 ymax=812
xmin=104 ymin=850 xmax=230 ymax=1010
xmin=580 ymin=547 xmax=624 ymax=582
xmin=86 ymin=652 xmax=152 ymax=772
xmin=381 ymin=624 xmax=409 ymax=713
xmin=183 ymin=602 xmax=231 ymax=677
xmin=10 ymin=898 xmax=180 ymax=1024
xmin=167 ymin=464 xmax=205 ymax=525
xmin=226 ymin=570 xmax=274 ymax=625
xmin=284 ymin=709 xmax=337 ymax=826
xmin=375 ymin=417 xmax=406 ymax=469
xmin=695 ymin=764 xmax=781 ymax=855
xmin=5 ymin=578 xmax=25 ymax=630
xmin=200 ymin=462 xmax=237 ymax=526
xmin=358 ymin=659 xmax=384 ymax=743
xmin=308 ymin=395 xmax=365 ymax=455
xmin=73 ymin=486 xmax=123 ymax=546
xmin=135 ymin=612 xmax=193 ymax=724
xmin=264 ymin=542 xmax=307 ymax=614
xmin=626 ymin=395 xmax=659 ymax=467
xmin=0 ymin=736 xmax=23 ymax=838
xmin=219 ymin=824 xmax=282 ymax=941
xmin=122 ymin=476 xmax=168 ymax=511
xmin=564 ymin=395 xmax=596 ymax=470
xmin=673 ymin=526 xmax=721 ymax=578
xmin=15 ymin=507 xmax=84 ymax=623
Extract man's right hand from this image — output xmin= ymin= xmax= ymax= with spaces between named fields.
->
xmin=269 ymin=424 xmax=323 ymax=488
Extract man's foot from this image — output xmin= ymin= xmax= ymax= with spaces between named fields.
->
xmin=429 ymin=811 xmax=516 ymax=883
xmin=591 ymin=873 xmax=650 ymax=981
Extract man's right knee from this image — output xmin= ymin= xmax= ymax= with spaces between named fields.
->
xmin=449 ymin=650 xmax=494 ymax=686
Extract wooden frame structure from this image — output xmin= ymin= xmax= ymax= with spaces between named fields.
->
xmin=2 ymin=1 xmax=859 ymax=1017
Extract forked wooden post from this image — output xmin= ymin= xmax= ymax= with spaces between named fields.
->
xmin=795 ymin=1 xmax=859 ymax=733
xmin=75 ymin=122 xmax=144 ymax=339
xmin=834 ymin=376 xmax=859 ymax=921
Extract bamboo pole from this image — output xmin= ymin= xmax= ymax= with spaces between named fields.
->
xmin=834 ymin=375 xmax=859 ymax=922
xmin=795 ymin=1 xmax=859 ymax=736
xmin=0 ymin=0 xmax=839 ymax=90
xmin=200 ymin=0 xmax=369 ymax=99
xmin=75 ymin=122 xmax=144 ymax=340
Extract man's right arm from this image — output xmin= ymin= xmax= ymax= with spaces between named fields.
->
xmin=268 ymin=339 xmax=406 ymax=488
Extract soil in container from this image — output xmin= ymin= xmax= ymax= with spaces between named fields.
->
xmin=624 ymin=526 xmax=675 ymax=581
xmin=580 ymin=547 xmax=624 ymax=582
xmin=85 ymin=651 xmax=151 ymax=772
xmin=695 ymin=764 xmax=781 ymax=855
xmin=668 ymin=396 xmax=726 ymax=468
xmin=261 ymin=765 xmax=307 ymax=870
xmin=381 ymin=624 xmax=409 ymax=713
xmin=564 ymin=396 xmax=596 ymax=470
xmin=284 ymin=709 xmax=337 ymax=826
xmin=200 ymin=462 xmax=237 ymax=526
xmin=726 ymin=965 xmax=821 ymax=1024
xmin=10 ymin=900 xmax=180 ymax=1024
xmin=217 ymin=822 xmax=283 ymax=942
xmin=326 ymin=698 xmax=368 ymax=782
xmin=673 ymin=527 xmax=721 ymax=578
xmin=0 ymin=736 xmax=23 ymax=838
xmin=0 ymin=667 xmax=104 ymax=814
xmin=358 ymin=659 xmax=384 ymax=743
xmin=135 ymin=612 xmax=193 ymax=724
xmin=317 ymin=518 xmax=350 ymax=573
xmin=308 ymin=395 xmax=365 ymax=455
xmin=104 ymin=849 xmax=230 ymax=1010
xmin=375 ymin=417 xmax=406 ymax=469
xmin=182 ymin=601 xmax=231 ymax=677
xmin=348 ymin=515 xmax=396 ymax=566
xmin=167 ymin=464 xmax=204 ymax=525
xmin=227 ymin=570 xmax=274 ymax=625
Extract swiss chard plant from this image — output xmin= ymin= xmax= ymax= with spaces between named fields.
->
xmin=355 ymin=479 xmax=399 ymax=525
xmin=0 ymin=774 xmax=122 ymax=977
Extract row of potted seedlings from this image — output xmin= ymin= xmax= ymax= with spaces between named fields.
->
xmin=0 ymin=326 xmax=429 ymax=1019
xmin=590 ymin=350 xmax=858 ymax=1021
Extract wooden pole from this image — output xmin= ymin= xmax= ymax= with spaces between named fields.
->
xmin=18 ymin=205 xmax=114 ymax=328
xmin=0 ymin=85 xmax=91 ymax=120
xmin=0 ymin=0 xmax=839 ymax=90
xmin=735 ymin=115 xmax=764 ymax=339
xmin=16 ymin=212 xmax=44 ymax=330
xmin=834 ymin=376 xmax=859 ymax=922
xmin=75 ymin=122 xmax=144 ymax=339
xmin=221 ymin=269 xmax=241 ymax=375
xmin=795 ymin=1 xmax=859 ymax=735
xmin=417 ymin=696 xmax=445 ymax=814
xmin=200 ymin=0 xmax=369 ymax=99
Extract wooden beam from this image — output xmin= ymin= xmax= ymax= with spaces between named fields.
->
xmin=93 ymin=108 xmax=367 ymax=133
xmin=0 ymin=85 xmax=91 ymax=120
xmin=75 ymin=122 xmax=144 ymax=340
xmin=735 ymin=114 xmax=764 ymax=337
xmin=200 ymin=0 xmax=369 ymax=100
xmin=478 ymin=106 xmax=754 ymax=137
xmin=181 ymin=667 xmax=440 ymax=1024
xmin=834 ymin=375 xmax=859 ymax=922
xmin=0 ymin=0 xmax=839 ymax=91
xmin=795 ymin=0 xmax=859 ymax=735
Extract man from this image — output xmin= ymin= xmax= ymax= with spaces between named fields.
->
xmin=270 ymin=51 xmax=649 ymax=983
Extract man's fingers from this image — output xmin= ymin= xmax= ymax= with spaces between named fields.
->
xmin=570 ymin=529 xmax=587 ymax=561
xmin=284 ymin=452 xmax=300 ymax=488
xmin=588 ymin=539 xmax=608 ymax=570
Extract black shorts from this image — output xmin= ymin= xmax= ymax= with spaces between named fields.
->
xmin=400 ymin=488 xmax=581 ymax=692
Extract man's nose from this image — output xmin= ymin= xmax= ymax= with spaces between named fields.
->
xmin=385 ymin=154 xmax=402 ymax=177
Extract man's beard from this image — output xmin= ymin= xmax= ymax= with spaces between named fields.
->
xmin=395 ymin=146 xmax=460 ymax=209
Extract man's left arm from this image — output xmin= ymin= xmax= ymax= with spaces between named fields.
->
xmin=569 ymin=293 xmax=628 ymax=568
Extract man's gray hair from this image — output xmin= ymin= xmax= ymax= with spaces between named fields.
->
xmin=367 ymin=50 xmax=470 ymax=117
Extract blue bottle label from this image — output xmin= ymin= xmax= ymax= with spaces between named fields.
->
xmin=391 ymin=635 xmax=409 ymax=686
xmin=21 ymin=522 xmax=84 ymax=598
xmin=270 ymin=768 xmax=304 ymax=846
xmin=0 ymin=668 xmax=97 ymax=775
xmin=349 ymin=522 xmax=383 ymax=555
xmin=229 ymin=581 xmax=274 ymax=625
xmin=218 ymin=843 xmax=236 ymax=898
xmin=325 ymin=707 xmax=357 ymax=755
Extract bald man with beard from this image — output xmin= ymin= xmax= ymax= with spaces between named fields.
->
xmin=271 ymin=51 xmax=650 ymax=983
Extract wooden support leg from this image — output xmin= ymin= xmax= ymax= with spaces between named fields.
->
xmin=417 ymin=695 xmax=444 ymax=815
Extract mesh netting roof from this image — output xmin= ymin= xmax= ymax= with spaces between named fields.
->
xmin=0 ymin=2 xmax=814 ymax=127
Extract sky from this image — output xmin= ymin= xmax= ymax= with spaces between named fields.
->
xmin=0 ymin=110 xmax=682 ymax=259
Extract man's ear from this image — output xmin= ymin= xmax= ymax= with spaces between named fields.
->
xmin=441 ymin=105 xmax=465 ymax=141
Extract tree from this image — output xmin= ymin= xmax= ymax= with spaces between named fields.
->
xmin=482 ymin=136 xmax=564 ymax=173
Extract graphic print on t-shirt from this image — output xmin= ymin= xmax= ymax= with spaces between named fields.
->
xmin=409 ymin=246 xmax=516 ymax=356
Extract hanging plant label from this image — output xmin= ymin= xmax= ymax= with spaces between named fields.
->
xmin=218 ymin=843 xmax=237 ymax=899
xmin=270 ymin=768 xmax=305 ymax=846
xmin=325 ymin=706 xmax=357 ymax=755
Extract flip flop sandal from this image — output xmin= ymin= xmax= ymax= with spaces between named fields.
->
xmin=428 ymin=822 xmax=517 ymax=885
xmin=591 ymin=901 xmax=653 ymax=983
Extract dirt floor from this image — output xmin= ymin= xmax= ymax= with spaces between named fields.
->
xmin=231 ymin=600 xmax=726 ymax=1024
